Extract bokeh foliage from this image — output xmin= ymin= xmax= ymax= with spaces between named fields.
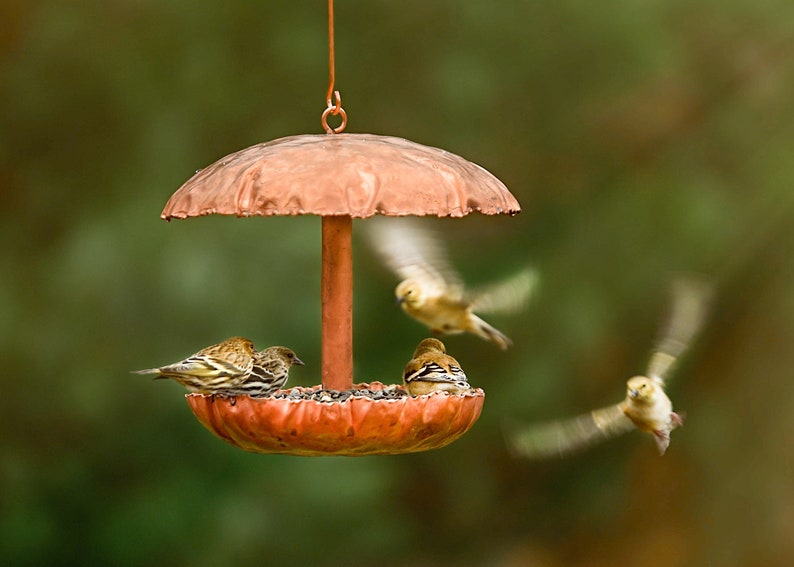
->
xmin=2 ymin=1 xmax=794 ymax=565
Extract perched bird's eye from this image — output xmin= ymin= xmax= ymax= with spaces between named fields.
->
xmin=287 ymin=353 xmax=294 ymax=359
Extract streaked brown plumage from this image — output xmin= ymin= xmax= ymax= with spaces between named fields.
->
xmin=369 ymin=218 xmax=536 ymax=350
xmin=132 ymin=337 xmax=256 ymax=394
xmin=215 ymin=346 xmax=304 ymax=399
xmin=403 ymin=337 xmax=472 ymax=396
xmin=506 ymin=275 xmax=712 ymax=457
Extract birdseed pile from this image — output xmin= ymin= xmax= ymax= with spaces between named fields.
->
xmin=271 ymin=386 xmax=409 ymax=402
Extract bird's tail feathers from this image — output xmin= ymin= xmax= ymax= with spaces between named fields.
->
xmin=470 ymin=315 xmax=512 ymax=350
xmin=131 ymin=368 xmax=159 ymax=375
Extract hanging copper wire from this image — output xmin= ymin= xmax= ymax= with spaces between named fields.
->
xmin=321 ymin=0 xmax=347 ymax=133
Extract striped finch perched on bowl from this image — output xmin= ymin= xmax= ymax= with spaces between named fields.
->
xmin=403 ymin=338 xmax=472 ymax=396
xmin=132 ymin=336 xmax=255 ymax=394
xmin=214 ymin=346 xmax=304 ymax=400
xmin=368 ymin=218 xmax=536 ymax=350
xmin=506 ymin=275 xmax=713 ymax=458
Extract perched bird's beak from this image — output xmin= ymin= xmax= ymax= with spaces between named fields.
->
xmin=629 ymin=388 xmax=639 ymax=398
xmin=293 ymin=357 xmax=305 ymax=366
xmin=396 ymin=296 xmax=405 ymax=306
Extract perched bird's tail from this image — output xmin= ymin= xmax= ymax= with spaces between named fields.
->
xmin=131 ymin=368 xmax=168 ymax=380
xmin=131 ymin=368 xmax=159 ymax=375
xmin=469 ymin=314 xmax=512 ymax=350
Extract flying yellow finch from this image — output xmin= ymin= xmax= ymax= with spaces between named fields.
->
xmin=403 ymin=337 xmax=472 ymax=396
xmin=506 ymin=275 xmax=712 ymax=457
xmin=369 ymin=218 xmax=536 ymax=350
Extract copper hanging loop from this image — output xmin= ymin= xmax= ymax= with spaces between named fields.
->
xmin=321 ymin=0 xmax=347 ymax=134
xmin=322 ymin=90 xmax=347 ymax=134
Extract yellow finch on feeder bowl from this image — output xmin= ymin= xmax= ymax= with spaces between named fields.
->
xmin=403 ymin=338 xmax=472 ymax=396
xmin=506 ymin=276 xmax=712 ymax=457
xmin=369 ymin=219 xmax=536 ymax=350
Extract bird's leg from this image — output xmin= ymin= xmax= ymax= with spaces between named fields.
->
xmin=211 ymin=393 xmax=237 ymax=406
xmin=653 ymin=429 xmax=671 ymax=455
xmin=670 ymin=411 xmax=684 ymax=428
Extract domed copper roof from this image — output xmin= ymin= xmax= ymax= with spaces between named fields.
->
xmin=161 ymin=133 xmax=520 ymax=220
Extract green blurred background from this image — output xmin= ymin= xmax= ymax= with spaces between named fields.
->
xmin=2 ymin=1 xmax=793 ymax=565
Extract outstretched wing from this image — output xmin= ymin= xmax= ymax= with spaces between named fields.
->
xmin=647 ymin=274 xmax=713 ymax=385
xmin=469 ymin=267 xmax=538 ymax=314
xmin=505 ymin=403 xmax=633 ymax=459
xmin=367 ymin=218 xmax=463 ymax=298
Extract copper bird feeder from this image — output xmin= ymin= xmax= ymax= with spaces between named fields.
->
xmin=159 ymin=2 xmax=521 ymax=456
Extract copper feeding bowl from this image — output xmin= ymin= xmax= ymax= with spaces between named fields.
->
xmin=162 ymin=132 xmax=519 ymax=456
xmin=186 ymin=383 xmax=485 ymax=456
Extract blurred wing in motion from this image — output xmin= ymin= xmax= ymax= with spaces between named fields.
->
xmin=506 ymin=404 xmax=635 ymax=459
xmin=367 ymin=218 xmax=463 ymax=298
xmin=647 ymin=274 xmax=713 ymax=385
xmin=469 ymin=267 xmax=538 ymax=314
